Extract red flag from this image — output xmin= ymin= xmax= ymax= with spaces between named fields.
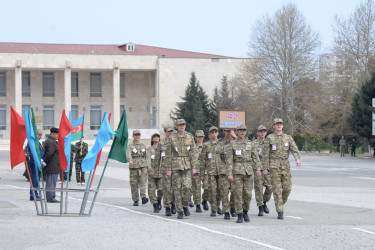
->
xmin=58 ymin=110 xmax=73 ymax=171
xmin=10 ymin=106 xmax=27 ymax=169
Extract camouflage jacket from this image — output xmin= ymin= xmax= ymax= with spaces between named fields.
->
xmin=170 ymin=131 xmax=197 ymax=171
xmin=126 ymin=141 xmax=147 ymax=169
xmin=155 ymin=137 xmax=172 ymax=173
xmin=226 ymin=138 xmax=262 ymax=176
xmin=147 ymin=144 xmax=160 ymax=178
xmin=264 ymin=132 xmax=300 ymax=169
xmin=252 ymin=138 xmax=267 ymax=170
xmin=200 ymin=139 xmax=230 ymax=177
xmin=74 ymin=141 xmax=88 ymax=162
xmin=195 ymin=145 xmax=203 ymax=174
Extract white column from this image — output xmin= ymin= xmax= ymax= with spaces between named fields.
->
xmin=113 ymin=63 xmax=120 ymax=129
xmin=64 ymin=63 xmax=71 ymax=113
xmin=14 ymin=60 xmax=22 ymax=114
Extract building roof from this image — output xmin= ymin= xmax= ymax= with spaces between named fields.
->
xmin=0 ymin=42 xmax=233 ymax=59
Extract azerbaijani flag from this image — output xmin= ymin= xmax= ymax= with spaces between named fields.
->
xmin=71 ymin=114 xmax=84 ymax=142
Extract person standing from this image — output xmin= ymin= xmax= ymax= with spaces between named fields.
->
xmin=227 ymin=124 xmax=262 ymax=223
xmin=74 ymin=137 xmax=88 ymax=185
xmin=28 ymin=129 xmax=44 ymax=201
xmin=192 ymin=130 xmax=204 ymax=213
xmin=169 ymin=119 xmax=197 ymax=219
xmin=43 ymin=127 xmax=60 ymax=203
xmin=339 ymin=136 xmax=346 ymax=157
xmin=252 ymin=125 xmax=272 ymax=216
xmin=264 ymin=118 xmax=301 ymax=219
xmin=126 ymin=130 xmax=149 ymax=206
xmin=147 ymin=132 xmax=163 ymax=213
xmin=350 ymin=138 xmax=357 ymax=157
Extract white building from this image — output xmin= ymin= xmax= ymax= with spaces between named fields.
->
xmin=0 ymin=42 xmax=246 ymax=139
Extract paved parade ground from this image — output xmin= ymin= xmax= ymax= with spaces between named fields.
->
xmin=1 ymin=150 xmax=374 ymax=250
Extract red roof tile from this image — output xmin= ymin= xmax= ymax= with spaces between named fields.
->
xmin=0 ymin=42 xmax=233 ymax=59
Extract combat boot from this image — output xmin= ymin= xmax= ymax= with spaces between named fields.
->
xmin=165 ymin=207 xmax=172 ymax=216
xmin=201 ymin=200 xmax=209 ymax=211
xmin=171 ymin=204 xmax=176 ymax=214
xmin=243 ymin=210 xmax=250 ymax=222
xmin=157 ymin=200 xmax=162 ymax=210
xmin=153 ymin=203 xmax=159 ymax=213
xmin=258 ymin=205 xmax=264 ymax=216
xmin=237 ymin=213 xmax=243 ymax=223
xmin=217 ymin=207 xmax=222 ymax=215
xmin=189 ymin=199 xmax=194 ymax=207
xmin=230 ymin=208 xmax=237 ymax=217
xmin=195 ymin=205 xmax=202 ymax=213
xmin=263 ymin=202 xmax=269 ymax=214
xmin=277 ymin=212 xmax=284 ymax=220
xmin=133 ymin=201 xmax=139 ymax=206
xmin=142 ymin=197 xmax=149 ymax=204
xmin=177 ymin=212 xmax=184 ymax=219
xmin=210 ymin=210 xmax=217 ymax=217
xmin=224 ymin=212 xmax=230 ymax=220
xmin=183 ymin=207 xmax=190 ymax=216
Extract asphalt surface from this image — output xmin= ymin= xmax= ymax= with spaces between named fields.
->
xmin=1 ymin=150 xmax=374 ymax=250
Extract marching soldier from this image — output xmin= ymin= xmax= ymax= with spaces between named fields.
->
xmin=74 ymin=137 xmax=88 ymax=185
xmin=227 ymin=124 xmax=262 ymax=223
xmin=264 ymin=118 xmax=301 ymax=219
xmin=192 ymin=130 xmax=204 ymax=213
xmin=168 ymin=119 xmax=198 ymax=219
xmin=147 ymin=132 xmax=163 ymax=213
xmin=126 ymin=130 xmax=149 ymax=206
xmin=252 ymin=125 xmax=272 ymax=216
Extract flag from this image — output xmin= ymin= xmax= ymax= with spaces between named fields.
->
xmin=94 ymin=113 xmax=111 ymax=168
xmin=58 ymin=110 xmax=73 ymax=171
xmin=24 ymin=107 xmax=41 ymax=170
xmin=31 ymin=108 xmax=41 ymax=163
xmin=108 ymin=110 xmax=128 ymax=163
xmin=10 ymin=106 xmax=27 ymax=169
xmin=81 ymin=112 xmax=115 ymax=172
xmin=71 ymin=114 xmax=84 ymax=142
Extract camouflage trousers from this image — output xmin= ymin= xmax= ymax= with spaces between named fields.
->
xmin=60 ymin=163 xmax=73 ymax=181
xmin=129 ymin=167 xmax=147 ymax=202
xmin=202 ymin=176 xmax=209 ymax=201
xmin=233 ymin=174 xmax=253 ymax=214
xmin=207 ymin=175 xmax=221 ymax=211
xmin=340 ymin=146 xmax=346 ymax=157
xmin=253 ymin=170 xmax=273 ymax=207
xmin=75 ymin=162 xmax=85 ymax=183
xmin=171 ymin=170 xmax=192 ymax=213
xmin=161 ymin=171 xmax=175 ymax=208
xmin=191 ymin=174 xmax=201 ymax=205
xmin=219 ymin=175 xmax=235 ymax=213
xmin=148 ymin=176 xmax=163 ymax=204
xmin=270 ymin=167 xmax=292 ymax=212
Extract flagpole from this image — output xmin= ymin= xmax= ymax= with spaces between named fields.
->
xmin=88 ymin=158 xmax=109 ymax=216
xmin=39 ymin=166 xmax=48 ymax=214
xmin=33 ymin=163 xmax=45 ymax=215
xmin=65 ymin=169 xmax=70 ymax=214
xmin=25 ymin=160 xmax=40 ymax=215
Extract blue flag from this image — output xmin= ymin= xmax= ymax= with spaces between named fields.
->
xmin=81 ymin=112 xmax=115 ymax=172
xmin=64 ymin=111 xmax=72 ymax=173
xmin=24 ymin=107 xmax=41 ymax=170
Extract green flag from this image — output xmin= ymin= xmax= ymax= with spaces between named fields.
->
xmin=31 ymin=108 xmax=41 ymax=163
xmin=108 ymin=110 xmax=128 ymax=163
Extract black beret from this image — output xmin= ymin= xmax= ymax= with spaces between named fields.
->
xmin=50 ymin=127 xmax=59 ymax=133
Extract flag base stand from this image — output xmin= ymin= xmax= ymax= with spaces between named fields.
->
xmin=32 ymin=187 xmax=99 ymax=217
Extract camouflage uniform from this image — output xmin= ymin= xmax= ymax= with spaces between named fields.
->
xmin=192 ymin=145 xmax=203 ymax=205
xmin=252 ymin=138 xmax=272 ymax=207
xmin=74 ymin=140 xmax=88 ymax=183
xmin=170 ymin=131 xmax=197 ymax=213
xmin=126 ymin=140 xmax=148 ymax=203
xmin=147 ymin=144 xmax=163 ymax=205
xmin=264 ymin=130 xmax=300 ymax=213
xmin=339 ymin=137 xmax=346 ymax=157
xmin=218 ymin=138 xmax=235 ymax=214
xmin=227 ymin=138 xmax=262 ymax=214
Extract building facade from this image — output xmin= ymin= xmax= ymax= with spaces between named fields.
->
xmin=0 ymin=42 xmax=246 ymax=139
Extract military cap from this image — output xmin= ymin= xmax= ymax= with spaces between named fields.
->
xmin=236 ymin=124 xmax=247 ymax=130
xmin=50 ymin=127 xmax=59 ymax=133
xmin=257 ymin=125 xmax=267 ymax=131
xmin=151 ymin=132 xmax=160 ymax=138
xmin=209 ymin=126 xmax=219 ymax=133
xmin=273 ymin=118 xmax=283 ymax=124
xmin=164 ymin=124 xmax=174 ymax=131
xmin=133 ymin=129 xmax=141 ymax=135
xmin=176 ymin=119 xmax=186 ymax=125
xmin=195 ymin=130 xmax=205 ymax=137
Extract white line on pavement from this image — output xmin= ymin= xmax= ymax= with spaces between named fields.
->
xmin=286 ymin=216 xmax=303 ymax=220
xmin=352 ymin=228 xmax=375 ymax=235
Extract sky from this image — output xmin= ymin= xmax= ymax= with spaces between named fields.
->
xmin=1 ymin=0 xmax=364 ymax=58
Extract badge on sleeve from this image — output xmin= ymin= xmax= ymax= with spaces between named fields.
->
xmin=235 ymin=149 xmax=242 ymax=155
xmin=132 ymin=148 xmax=138 ymax=153
xmin=258 ymin=149 xmax=262 ymax=155
xmin=272 ymin=145 xmax=277 ymax=150
xmin=175 ymin=147 xmax=178 ymax=152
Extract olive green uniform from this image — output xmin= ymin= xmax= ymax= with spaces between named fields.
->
xmin=218 ymin=138 xmax=235 ymax=214
xmin=74 ymin=141 xmax=88 ymax=183
xmin=147 ymin=145 xmax=163 ymax=205
xmin=191 ymin=145 xmax=203 ymax=205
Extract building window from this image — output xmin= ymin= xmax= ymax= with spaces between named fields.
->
xmin=90 ymin=105 xmax=101 ymax=130
xmin=120 ymin=73 xmax=125 ymax=98
xmin=43 ymin=72 xmax=54 ymax=97
xmin=22 ymin=72 xmax=31 ymax=96
xmin=120 ymin=105 xmax=125 ymax=117
xmin=71 ymin=72 xmax=79 ymax=97
xmin=150 ymin=106 xmax=156 ymax=129
xmin=126 ymin=43 xmax=135 ymax=52
xmin=71 ymin=105 xmax=78 ymax=121
xmin=43 ymin=105 xmax=54 ymax=130
xmin=151 ymin=79 xmax=156 ymax=97
xmin=90 ymin=73 xmax=101 ymax=97
xmin=0 ymin=105 xmax=6 ymax=129
xmin=0 ymin=72 xmax=6 ymax=96
xmin=22 ymin=105 xmax=31 ymax=120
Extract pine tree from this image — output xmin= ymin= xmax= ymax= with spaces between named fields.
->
xmin=216 ymin=76 xmax=235 ymax=110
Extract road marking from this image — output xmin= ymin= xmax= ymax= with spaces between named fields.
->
xmin=351 ymin=177 xmax=375 ymax=181
xmin=286 ymin=216 xmax=303 ymax=220
xmin=353 ymin=228 xmax=375 ymax=235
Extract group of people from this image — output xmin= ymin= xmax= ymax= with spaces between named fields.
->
xmin=127 ymin=118 xmax=301 ymax=223
xmin=24 ymin=127 xmax=88 ymax=203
